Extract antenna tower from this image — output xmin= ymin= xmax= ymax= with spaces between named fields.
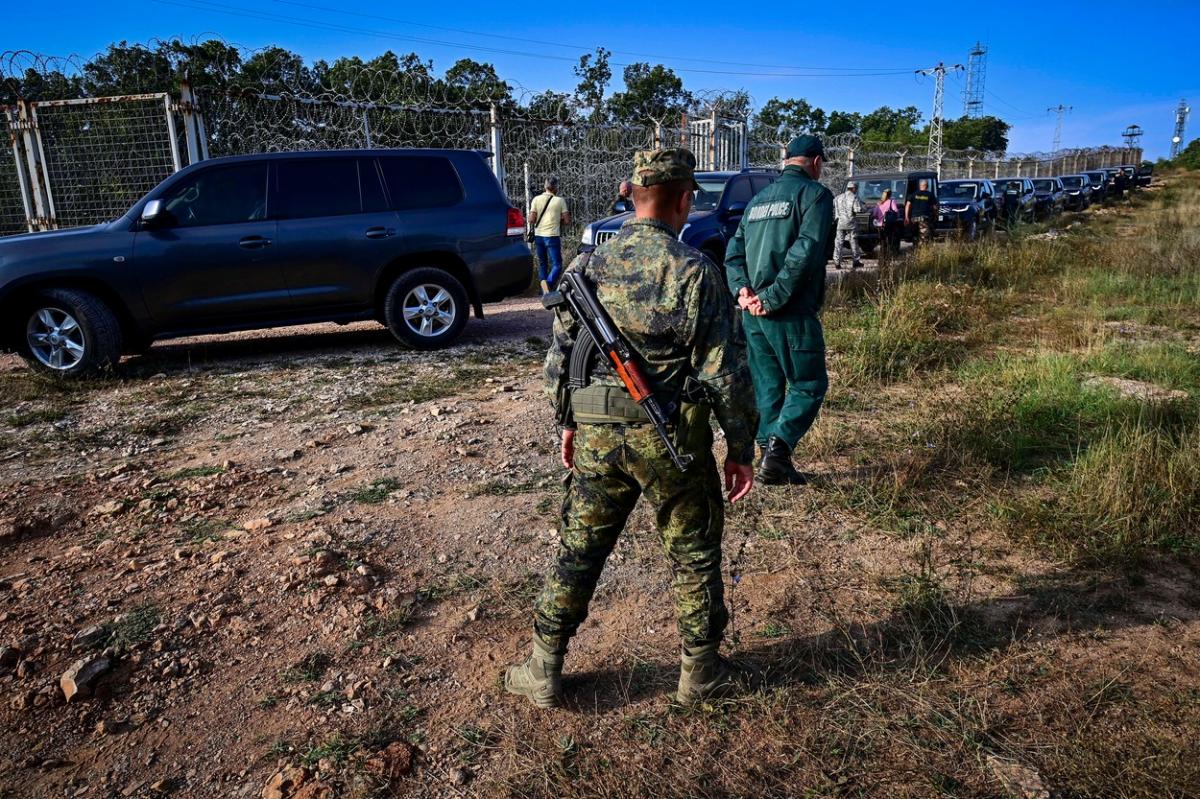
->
xmin=963 ymin=42 xmax=987 ymax=117
xmin=917 ymin=62 xmax=964 ymax=173
xmin=1047 ymin=104 xmax=1072 ymax=153
xmin=1171 ymin=99 xmax=1190 ymax=159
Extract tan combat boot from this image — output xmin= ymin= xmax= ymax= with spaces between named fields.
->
xmin=676 ymin=643 xmax=753 ymax=703
xmin=504 ymin=636 xmax=564 ymax=709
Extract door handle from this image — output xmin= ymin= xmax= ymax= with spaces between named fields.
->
xmin=239 ymin=235 xmax=272 ymax=249
xmin=365 ymin=226 xmax=395 ymax=239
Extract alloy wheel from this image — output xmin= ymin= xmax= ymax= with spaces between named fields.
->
xmin=26 ymin=307 xmax=86 ymax=371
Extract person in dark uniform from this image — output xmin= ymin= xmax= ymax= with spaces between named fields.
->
xmin=905 ymin=179 xmax=937 ymax=246
xmin=724 ymin=135 xmax=833 ymax=485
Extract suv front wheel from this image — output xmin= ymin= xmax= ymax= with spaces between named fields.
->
xmin=383 ymin=268 xmax=470 ymax=350
xmin=20 ymin=288 xmax=123 ymax=378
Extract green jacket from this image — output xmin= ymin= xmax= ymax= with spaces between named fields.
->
xmin=724 ymin=165 xmax=833 ymax=322
xmin=544 ymin=217 xmax=759 ymax=464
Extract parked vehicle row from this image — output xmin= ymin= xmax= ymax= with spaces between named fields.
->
xmin=0 ymin=149 xmax=533 ymax=376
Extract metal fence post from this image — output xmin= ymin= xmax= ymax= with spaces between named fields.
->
xmin=178 ymin=77 xmax=210 ymax=166
xmin=898 ymin=151 xmax=906 ymax=171
xmin=967 ymin=157 xmax=974 ymax=178
xmin=847 ymin=146 xmax=855 ymax=177
xmin=362 ymin=108 xmax=372 ymax=149
xmin=5 ymin=107 xmax=36 ymax=233
xmin=522 ymin=160 xmax=530 ymax=218
xmin=739 ymin=120 xmax=749 ymax=170
xmin=489 ymin=103 xmax=505 ymax=186
xmin=162 ymin=93 xmax=183 ymax=172
xmin=16 ymin=101 xmax=54 ymax=230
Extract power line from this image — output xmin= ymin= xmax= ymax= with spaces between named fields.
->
xmin=270 ymin=0 xmax=912 ymax=74
xmin=151 ymin=0 xmax=918 ymax=79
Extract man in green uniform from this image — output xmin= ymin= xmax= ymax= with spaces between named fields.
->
xmin=505 ymin=149 xmax=759 ymax=710
xmin=724 ymin=135 xmax=833 ymax=485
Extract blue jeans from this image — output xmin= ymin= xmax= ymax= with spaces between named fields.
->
xmin=535 ymin=235 xmax=563 ymax=289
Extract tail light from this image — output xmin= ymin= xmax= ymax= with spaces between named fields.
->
xmin=506 ymin=207 xmax=525 ymax=237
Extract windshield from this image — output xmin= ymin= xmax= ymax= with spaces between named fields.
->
xmin=1032 ymin=179 xmax=1056 ymax=192
xmin=692 ymin=179 xmax=727 ymax=212
xmin=1085 ymin=173 xmax=1104 ymax=184
xmin=943 ymin=182 xmax=979 ymax=200
xmin=859 ymin=178 xmax=907 ymax=203
xmin=1060 ymin=176 xmax=1085 ymax=188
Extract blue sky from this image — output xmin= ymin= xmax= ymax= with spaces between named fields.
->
xmin=7 ymin=0 xmax=1196 ymax=158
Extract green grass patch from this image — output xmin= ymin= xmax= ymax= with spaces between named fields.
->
xmin=282 ymin=652 xmax=332 ymax=684
xmin=167 ymin=465 xmax=226 ymax=480
xmin=352 ymin=477 xmax=401 ymax=504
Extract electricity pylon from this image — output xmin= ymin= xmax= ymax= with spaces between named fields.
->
xmin=1048 ymin=104 xmax=1072 ymax=154
xmin=1171 ymin=99 xmax=1190 ymax=159
xmin=917 ymin=62 xmax=964 ymax=175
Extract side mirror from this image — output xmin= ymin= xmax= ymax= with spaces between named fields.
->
xmin=725 ymin=201 xmax=748 ymax=218
xmin=613 ymin=199 xmax=633 ymax=214
xmin=141 ymin=199 xmax=168 ymax=228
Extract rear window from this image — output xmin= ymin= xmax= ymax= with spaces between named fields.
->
xmin=276 ymin=158 xmax=363 ymax=219
xmin=379 ymin=156 xmax=464 ymax=210
xmin=1032 ymin=179 xmax=1056 ymax=192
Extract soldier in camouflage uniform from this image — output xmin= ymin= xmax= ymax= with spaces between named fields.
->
xmin=504 ymin=149 xmax=759 ymax=710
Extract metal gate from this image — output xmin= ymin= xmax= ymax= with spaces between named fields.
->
xmin=0 ymin=107 xmax=30 ymax=236
xmin=3 ymin=93 xmax=182 ymax=234
xmin=688 ymin=115 xmax=749 ymax=171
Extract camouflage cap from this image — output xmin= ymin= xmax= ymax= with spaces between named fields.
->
xmin=631 ymin=148 xmax=701 ymax=190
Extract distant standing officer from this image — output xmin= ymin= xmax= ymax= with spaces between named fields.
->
xmin=529 ymin=177 xmax=572 ymax=292
xmin=611 ymin=179 xmax=635 ymax=214
xmin=505 ymin=149 xmax=759 ymax=710
xmin=725 ymin=135 xmax=833 ymax=485
xmin=905 ymin=178 xmax=937 ymax=246
xmin=832 ymin=180 xmax=863 ymax=270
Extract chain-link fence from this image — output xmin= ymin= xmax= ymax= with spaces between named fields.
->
xmin=0 ymin=45 xmax=1143 ymax=239
xmin=32 ymin=95 xmax=180 ymax=228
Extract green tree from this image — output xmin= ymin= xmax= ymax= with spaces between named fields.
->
xmin=943 ymin=115 xmax=1010 ymax=151
xmin=860 ymin=105 xmax=924 ymax=145
xmin=825 ymin=110 xmax=862 ymax=137
xmin=607 ymin=63 xmax=692 ymax=124
xmin=754 ymin=97 xmax=826 ymax=141
xmin=1175 ymin=137 xmax=1200 ymax=170
xmin=573 ymin=48 xmax=611 ymax=122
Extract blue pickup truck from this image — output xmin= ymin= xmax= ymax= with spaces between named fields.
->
xmin=579 ymin=169 xmax=781 ymax=266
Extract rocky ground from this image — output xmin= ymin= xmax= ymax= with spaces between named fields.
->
xmin=0 ymin=232 xmax=1197 ymax=798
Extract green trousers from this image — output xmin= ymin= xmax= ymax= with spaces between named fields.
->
xmin=533 ymin=420 xmax=728 ymax=649
xmin=743 ymin=312 xmax=828 ymax=450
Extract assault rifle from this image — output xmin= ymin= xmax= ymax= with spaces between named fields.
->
xmin=543 ymin=270 xmax=695 ymax=472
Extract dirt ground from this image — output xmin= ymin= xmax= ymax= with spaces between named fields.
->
xmin=0 ymin=257 xmax=1197 ymax=798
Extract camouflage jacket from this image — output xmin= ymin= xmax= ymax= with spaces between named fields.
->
xmin=543 ymin=217 xmax=758 ymax=464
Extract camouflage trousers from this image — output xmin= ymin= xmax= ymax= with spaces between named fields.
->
xmin=914 ymin=216 xmax=933 ymax=245
xmin=532 ymin=421 xmax=728 ymax=650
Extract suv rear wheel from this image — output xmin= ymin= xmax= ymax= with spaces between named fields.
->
xmin=20 ymin=288 xmax=123 ymax=378
xmin=383 ymin=268 xmax=470 ymax=350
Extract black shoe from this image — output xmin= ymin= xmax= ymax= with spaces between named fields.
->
xmin=758 ymin=436 xmax=807 ymax=485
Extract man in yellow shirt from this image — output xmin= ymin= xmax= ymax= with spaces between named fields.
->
xmin=529 ymin=177 xmax=572 ymax=291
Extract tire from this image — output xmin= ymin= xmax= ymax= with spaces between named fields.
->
xmin=861 ymin=240 xmax=877 ymax=257
xmin=19 ymin=288 xmax=122 ymax=378
xmin=383 ymin=267 xmax=470 ymax=350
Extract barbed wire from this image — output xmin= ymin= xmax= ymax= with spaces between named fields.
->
xmin=0 ymin=43 xmax=1142 ymax=241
